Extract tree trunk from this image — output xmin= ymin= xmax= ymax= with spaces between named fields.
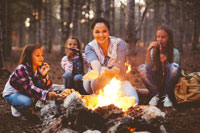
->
xmin=192 ymin=0 xmax=200 ymax=50
xmin=44 ymin=0 xmax=48 ymax=48
xmin=153 ymin=0 xmax=161 ymax=28
xmin=177 ymin=0 xmax=184 ymax=52
xmin=164 ymin=0 xmax=170 ymax=25
xmin=86 ymin=0 xmax=91 ymax=44
xmin=5 ymin=0 xmax=12 ymax=58
xmin=2 ymin=0 xmax=12 ymax=59
xmin=48 ymin=0 xmax=52 ymax=53
xmin=95 ymin=0 xmax=102 ymax=18
xmin=103 ymin=0 xmax=110 ymax=21
xmin=60 ymin=0 xmax=65 ymax=54
xmin=38 ymin=0 xmax=42 ymax=44
xmin=142 ymin=17 xmax=148 ymax=47
xmin=72 ymin=0 xmax=79 ymax=36
xmin=120 ymin=2 xmax=125 ymax=39
xmin=126 ymin=0 xmax=136 ymax=55
xmin=111 ymin=0 xmax=115 ymax=35
xmin=137 ymin=2 xmax=141 ymax=45
xmin=184 ymin=4 xmax=192 ymax=46
xmin=29 ymin=1 xmax=37 ymax=44
xmin=19 ymin=14 xmax=25 ymax=48
xmin=65 ymin=0 xmax=73 ymax=38
xmin=0 ymin=0 xmax=5 ymax=68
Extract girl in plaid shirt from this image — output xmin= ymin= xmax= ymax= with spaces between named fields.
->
xmin=3 ymin=44 xmax=58 ymax=117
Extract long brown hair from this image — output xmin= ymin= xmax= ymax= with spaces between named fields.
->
xmin=18 ymin=44 xmax=43 ymax=65
xmin=153 ymin=24 xmax=174 ymax=76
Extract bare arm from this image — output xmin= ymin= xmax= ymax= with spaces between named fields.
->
xmin=145 ymin=41 xmax=159 ymax=65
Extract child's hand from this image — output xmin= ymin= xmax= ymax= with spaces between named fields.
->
xmin=48 ymin=92 xmax=58 ymax=100
xmin=66 ymin=48 xmax=76 ymax=61
xmin=160 ymin=54 xmax=168 ymax=66
xmin=147 ymin=41 xmax=159 ymax=51
xmin=40 ymin=62 xmax=50 ymax=76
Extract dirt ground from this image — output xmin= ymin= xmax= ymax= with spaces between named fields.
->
xmin=0 ymin=45 xmax=200 ymax=133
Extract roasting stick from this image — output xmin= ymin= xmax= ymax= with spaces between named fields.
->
xmin=159 ymin=43 xmax=166 ymax=93
xmin=66 ymin=47 xmax=85 ymax=52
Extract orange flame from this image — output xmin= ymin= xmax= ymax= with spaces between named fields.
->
xmin=83 ymin=78 xmax=136 ymax=111
xmin=125 ymin=62 xmax=132 ymax=74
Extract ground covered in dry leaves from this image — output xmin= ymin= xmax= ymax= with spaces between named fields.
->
xmin=0 ymin=45 xmax=200 ymax=133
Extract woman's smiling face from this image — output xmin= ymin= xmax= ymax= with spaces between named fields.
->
xmin=92 ymin=22 xmax=110 ymax=46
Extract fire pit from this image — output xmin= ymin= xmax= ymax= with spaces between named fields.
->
xmin=37 ymin=80 xmax=166 ymax=133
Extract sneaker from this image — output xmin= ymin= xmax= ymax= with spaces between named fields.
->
xmin=149 ymin=95 xmax=159 ymax=106
xmin=11 ymin=106 xmax=21 ymax=117
xmin=163 ymin=95 xmax=173 ymax=107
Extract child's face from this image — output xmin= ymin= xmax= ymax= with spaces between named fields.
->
xmin=32 ymin=48 xmax=44 ymax=67
xmin=66 ymin=39 xmax=78 ymax=49
xmin=156 ymin=30 xmax=169 ymax=48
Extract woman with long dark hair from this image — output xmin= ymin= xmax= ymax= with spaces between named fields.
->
xmin=83 ymin=18 xmax=139 ymax=103
xmin=138 ymin=24 xmax=181 ymax=107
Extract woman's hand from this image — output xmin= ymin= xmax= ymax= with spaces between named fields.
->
xmin=147 ymin=41 xmax=159 ymax=52
xmin=48 ymin=92 xmax=58 ymax=100
xmin=39 ymin=62 xmax=50 ymax=77
xmin=103 ymin=66 xmax=120 ymax=78
xmin=160 ymin=54 xmax=168 ymax=66
xmin=82 ymin=70 xmax=99 ymax=81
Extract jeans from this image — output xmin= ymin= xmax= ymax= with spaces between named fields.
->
xmin=63 ymin=72 xmax=87 ymax=94
xmin=83 ymin=77 xmax=139 ymax=104
xmin=4 ymin=93 xmax=32 ymax=111
xmin=138 ymin=63 xmax=181 ymax=99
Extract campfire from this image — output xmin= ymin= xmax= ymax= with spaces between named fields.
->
xmin=83 ymin=77 xmax=137 ymax=111
xmin=125 ymin=61 xmax=132 ymax=74
xmin=36 ymin=62 xmax=167 ymax=132
xmin=37 ymin=82 xmax=166 ymax=133
xmin=35 ymin=62 xmax=167 ymax=132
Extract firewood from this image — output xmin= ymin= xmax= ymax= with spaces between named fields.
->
xmin=42 ymin=116 xmax=63 ymax=133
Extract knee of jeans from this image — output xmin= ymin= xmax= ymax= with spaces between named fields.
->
xmin=169 ymin=63 xmax=180 ymax=76
xmin=83 ymin=81 xmax=93 ymax=94
xmin=137 ymin=64 xmax=148 ymax=77
xmin=74 ymin=74 xmax=82 ymax=82
xmin=20 ymin=97 xmax=32 ymax=109
xmin=63 ymin=72 xmax=73 ymax=79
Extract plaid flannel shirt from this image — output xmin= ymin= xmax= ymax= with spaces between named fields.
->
xmin=9 ymin=62 xmax=52 ymax=101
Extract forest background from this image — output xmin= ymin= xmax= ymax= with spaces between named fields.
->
xmin=0 ymin=0 xmax=200 ymax=132
xmin=0 ymin=0 xmax=200 ymax=61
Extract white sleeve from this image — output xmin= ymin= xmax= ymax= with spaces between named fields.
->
xmin=61 ymin=56 xmax=73 ymax=72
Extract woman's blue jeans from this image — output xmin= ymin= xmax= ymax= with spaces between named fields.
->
xmin=63 ymin=72 xmax=86 ymax=94
xmin=4 ymin=93 xmax=32 ymax=111
xmin=137 ymin=63 xmax=181 ymax=98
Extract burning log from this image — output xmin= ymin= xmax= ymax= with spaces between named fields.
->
xmin=126 ymin=105 xmax=166 ymax=132
xmin=94 ymin=104 xmax=124 ymax=121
